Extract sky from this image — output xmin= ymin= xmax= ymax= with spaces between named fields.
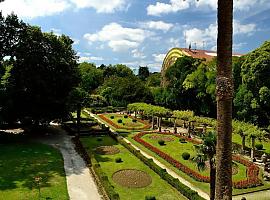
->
xmin=1 ymin=0 xmax=270 ymax=72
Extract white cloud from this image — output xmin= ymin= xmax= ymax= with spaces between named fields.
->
xmin=147 ymin=0 xmax=189 ymax=16
xmin=147 ymin=0 xmax=268 ymax=16
xmin=139 ymin=21 xmax=174 ymax=32
xmin=168 ymin=37 xmax=180 ymax=49
xmin=78 ymin=56 xmax=104 ymax=63
xmin=0 ymin=0 xmax=70 ymax=19
xmin=132 ymin=49 xmax=146 ymax=59
xmin=184 ymin=20 xmax=256 ymax=49
xmin=84 ymin=22 xmax=153 ymax=52
xmin=70 ymin=0 xmax=127 ymax=13
xmin=152 ymin=53 xmax=166 ymax=63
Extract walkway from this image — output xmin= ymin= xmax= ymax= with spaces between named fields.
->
xmin=34 ymin=126 xmax=101 ymax=200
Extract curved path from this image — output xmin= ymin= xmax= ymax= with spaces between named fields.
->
xmin=34 ymin=126 xmax=102 ymax=200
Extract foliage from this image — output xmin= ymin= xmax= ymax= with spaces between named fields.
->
xmin=145 ymin=196 xmax=156 ymax=200
xmin=255 ymin=143 xmax=263 ymax=150
xmin=182 ymin=152 xmax=191 ymax=160
xmin=146 ymin=72 xmax=161 ymax=87
xmin=115 ymin=157 xmax=123 ymax=163
xmin=158 ymin=140 xmax=165 ymax=146
xmin=117 ymin=119 xmax=122 ymax=124
xmin=138 ymin=66 xmax=150 ymax=81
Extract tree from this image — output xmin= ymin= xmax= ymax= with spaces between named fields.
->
xmin=146 ymin=72 xmax=161 ymax=87
xmin=194 ymin=131 xmax=216 ymax=200
xmin=138 ymin=66 xmax=150 ymax=81
xmin=99 ymin=75 xmax=153 ymax=107
xmin=215 ymin=0 xmax=233 ymax=199
xmin=4 ymin=20 xmax=79 ymax=125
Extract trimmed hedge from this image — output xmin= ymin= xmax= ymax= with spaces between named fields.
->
xmin=115 ymin=136 xmax=205 ymax=200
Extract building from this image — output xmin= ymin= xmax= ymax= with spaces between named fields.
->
xmin=161 ymin=47 xmax=242 ymax=87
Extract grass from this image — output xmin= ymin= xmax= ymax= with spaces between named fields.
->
xmin=123 ymin=132 xmax=270 ymax=196
xmin=98 ymin=113 xmax=150 ymax=131
xmin=80 ymin=135 xmax=186 ymax=200
xmin=0 ymin=141 xmax=68 ymax=200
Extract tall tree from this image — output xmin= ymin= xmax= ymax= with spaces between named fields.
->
xmin=138 ymin=66 xmax=150 ymax=81
xmin=215 ymin=0 xmax=233 ymax=199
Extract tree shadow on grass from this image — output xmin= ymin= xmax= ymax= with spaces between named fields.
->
xmin=0 ymin=133 xmax=66 ymax=193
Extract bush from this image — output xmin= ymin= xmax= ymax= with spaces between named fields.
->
xmin=179 ymin=138 xmax=186 ymax=143
xmin=117 ymin=119 xmax=122 ymax=123
xmin=145 ymin=196 xmax=156 ymax=200
xmin=132 ymin=119 xmax=137 ymax=123
xmin=158 ymin=140 xmax=165 ymax=146
xmin=255 ymin=143 xmax=263 ymax=150
xmin=110 ymin=116 xmax=115 ymax=119
xmin=115 ymin=157 xmax=123 ymax=163
xmin=97 ymin=137 xmax=103 ymax=142
xmin=182 ymin=152 xmax=190 ymax=160
xmin=124 ymin=115 xmax=128 ymax=118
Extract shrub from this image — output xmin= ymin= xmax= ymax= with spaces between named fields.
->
xmin=182 ymin=152 xmax=190 ymax=160
xmin=145 ymin=196 xmax=156 ymax=200
xmin=158 ymin=140 xmax=165 ymax=146
xmin=117 ymin=119 xmax=122 ymax=123
xmin=115 ymin=157 xmax=123 ymax=163
xmin=110 ymin=116 xmax=115 ymax=119
xmin=179 ymin=138 xmax=186 ymax=143
xmin=132 ymin=119 xmax=137 ymax=123
xmin=255 ymin=143 xmax=263 ymax=150
xmin=97 ymin=137 xmax=103 ymax=142
xmin=124 ymin=115 xmax=128 ymax=118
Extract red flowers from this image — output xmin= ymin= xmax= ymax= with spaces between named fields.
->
xmin=99 ymin=114 xmax=151 ymax=130
xmin=134 ymin=132 xmax=263 ymax=189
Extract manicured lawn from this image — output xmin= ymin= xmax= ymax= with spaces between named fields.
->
xmin=80 ymin=136 xmax=186 ymax=200
xmin=124 ymin=132 xmax=270 ymax=196
xmin=0 ymin=142 xmax=68 ymax=200
xmin=97 ymin=113 xmax=150 ymax=131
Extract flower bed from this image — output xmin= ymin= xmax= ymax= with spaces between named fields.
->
xmin=133 ymin=132 xmax=263 ymax=189
xmin=99 ymin=114 xmax=151 ymax=130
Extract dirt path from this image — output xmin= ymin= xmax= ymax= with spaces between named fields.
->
xmin=34 ymin=126 xmax=102 ymax=200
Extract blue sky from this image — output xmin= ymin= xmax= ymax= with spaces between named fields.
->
xmin=1 ymin=0 xmax=270 ymax=72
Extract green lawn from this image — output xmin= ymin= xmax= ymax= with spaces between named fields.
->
xmin=98 ymin=113 xmax=150 ymax=131
xmin=0 ymin=142 xmax=68 ymax=200
xmin=80 ymin=136 xmax=186 ymax=200
xmin=123 ymin=132 xmax=270 ymax=196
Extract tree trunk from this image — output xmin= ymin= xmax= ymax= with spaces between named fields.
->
xmin=251 ymin=136 xmax=255 ymax=160
xmin=152 ymin=115 xmax=155 ymax=129
xmin=215 ymin=0 xmax=233 ymax=199
xmin=210 ymin=159 xmax=216 ymax=200
xmin=158 ymin=117 xmax=162 ymax=132
xmin=135 ymin=111 xmax=137 ymax=118
xmin=241 ymin=135 xmax=246 ymax=152
xmin=76 ymin=104 xmax=81 ymax=138
xmin=174 ymin=118 xmax=177 ymax=133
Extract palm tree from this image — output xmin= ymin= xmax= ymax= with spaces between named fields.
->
xmin=215 ymin=0 xmax=233 ymax=199
xmin=194 ymin=131 xmax=216 ymax=200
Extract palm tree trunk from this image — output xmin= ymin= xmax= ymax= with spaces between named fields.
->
xmin=241 ymin=135 xmax=246 ymax=152
xmin=210 ymin=159 xmax=216 ymax=200
xmin=174 ymin=118 xmax=177 ymax=133
xmin=158 ymin=117 xmax=162 ymax=132
xmin=215 ymin=0 xmax=233 ymax=199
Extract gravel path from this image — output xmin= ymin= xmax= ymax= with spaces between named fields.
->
xmin=34 ymin=126 xmax=102 ymax=200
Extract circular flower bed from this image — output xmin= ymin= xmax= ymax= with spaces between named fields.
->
xmin=148 ymin=135 xmax=175 ymax=142
xmin=95 ymin=146 xmax=120 ymax=155
xmin=112 ymin=169 xmax=152 ymax=188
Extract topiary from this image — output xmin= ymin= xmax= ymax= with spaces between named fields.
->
xmin=124 ymin=115 xmax=128 ymax=118
xmin=115 ymin=157 xmax=123 ymax=163
xmin=182 ymin=152 xmax=190 ymax=160
xmin=117 ymin=119 xmax=122 ymax=123
xmin=158 ymin=140 xmax=165 ymax=146
xmin=132 ymin=119 xmax=137 ymax=123
xmin=110 ymin=116 xmax=115 ymax=119
xmin=179 ymin=138 xmax=186 ymax=143
xmin=145 ymin=196 xmax=156 ymax=200
xmin=255 ymin=143 xmax=263 ymax=150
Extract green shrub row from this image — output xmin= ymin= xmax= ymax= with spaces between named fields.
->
xmin=115 ymin=136 xmax=205 ymax=200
